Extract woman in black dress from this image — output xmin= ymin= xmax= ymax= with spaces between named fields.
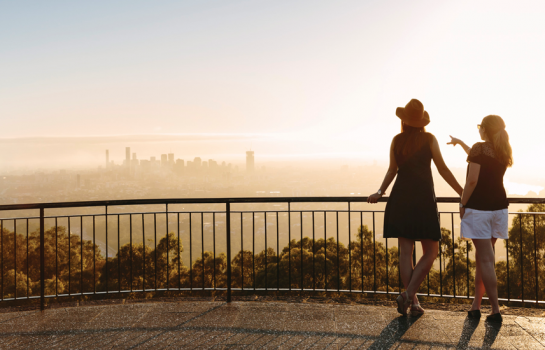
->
xmin=368 ymin=99 xmax=463 ymax=316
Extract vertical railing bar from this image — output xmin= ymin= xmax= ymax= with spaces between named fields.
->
xmin=427 ymin=249 xmax=430 ymax=296
xmin=1 ymin=219 xmax=3 ymax=301
xmin=118 ymin=214 xmax=121 ymax=293
xmin=176 ymin=212 xmax=180 ymax=290
xmin=68 ymin=217 xmax=70 ymax=296
xmin=201 ymin=211 xmax=205 ymax=290
xmin=386 ymin=237 xmax=389 ymax=295
xmin=188 ymin=213 xmax=192 ymax=290
xmin=300 ymin=211 xmax=303 ymax=291
xmin=55 ymin=218 xmax=58 ymax=297
xmin=105 ymin=206 xmax=108 ymax=294
xmin=288 ymin=203 xmax=291 ymax=291
xmin=252 ymin=212 xmax=255 ymax=290
xmin=40 ymin=208 xmax=45 ymax=311
xmin=398 ymin=243 xmax=401 ymax=293
xmin=439 ymin=215 xmax=442 ymax=296
xmin=451 ymin=213 xmax=455 ymax=297
xmin=212 ymin=213 xmax=215 ymax=290
xmin=80 ymin=216 xmax=83 ymax=295
xmin=520 ymin=213 xmax=524 ymax=302
xmin=534 ymin=214 xmax=538 ymax=304
xmin=336 ymin=211 xmax=340 ymax=292
xmin=93 ymin=215 xmax=96 ymax=294
xmin=507 ymin=217 xmax=510 ymax=301
xmin=142 ymin=214 xmax=146 ymax=292
xmin=466 ymin=240 xmax=469 ymax=298
xmin=312 ymin=211 xmax=315 ymax=291
xmin=130 ymin=214 xmax=133 ymax=292
xmin=14 ymin=219 xmax=17 ymax=299
xmin=226 ymin=202 xmax=231 ymax=302
xmin=167 ymin=205 xmax=170 ymax=291
xmin=240 ymin=212 xmax=243 ymax=290
xmin=348 ymin=203 xmax=351 ymax=293
xmin=154 ymin=213 xmax=158 ymax=291
xmin=264 ymin=212 xmax=267 ymax=290
xmin=373 ymin=212 xmax=376 ymax=292
xmin=361 ymin=211 xmax=364 ymax=293
xmin=324 ymin=211 xmax=327 ymax=291
xmin=277 ymin=211 xmax=280 ymax=290
xmin=26 ymin=218 xmax=29 ymax=298
xmin=276 ymin=211 xmax=279 ymax=290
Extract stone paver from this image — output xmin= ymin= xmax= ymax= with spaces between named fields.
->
xmin=0 ymin=301 xmax=543 ymax=349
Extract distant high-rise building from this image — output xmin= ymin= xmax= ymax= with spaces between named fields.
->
xmin=131 ymin=153 xmax=139 ymax=168
xmin=126 ymin=147 xmax=130 ymax=164
xmin=168 ymin=153 xmax=174 ymax=165
xmin=193 ymin=157 xmax=202 ymax=168
xmin=246 ymin=151 xmax=255 ymax=173
xmin=175 ymin=159 xmax=184 ymax=175
xmin=161 ymin=154 xmax=168 ymax=166
xmin=105 ymin=150 xmax=109 ymax=168
xmin=208 ymin=159 xmax=218 ymax=171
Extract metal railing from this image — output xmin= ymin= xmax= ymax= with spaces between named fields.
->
xmin=0 ymin=197 xmax=543 ymax=310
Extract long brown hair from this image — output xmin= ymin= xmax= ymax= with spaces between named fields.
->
xmin=481 ymin=115 xmax=513 ymax=167
xmin=394 ymin=121 xmax=429 ymax=156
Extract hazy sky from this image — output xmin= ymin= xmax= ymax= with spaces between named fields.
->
xmin=2 ymin=0 xmax=545 ymax=186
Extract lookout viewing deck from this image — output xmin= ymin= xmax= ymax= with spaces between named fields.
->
xmin=1 ymin=197 xmax=544 ymax=348
xmin=0 ymin=299 xmax=544 ymax=349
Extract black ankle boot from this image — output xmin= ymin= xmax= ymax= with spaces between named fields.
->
xmin=467 ymin=310 xmax=481 ymax=319
xmin=486 ymin=313 xmax=503 ymax=323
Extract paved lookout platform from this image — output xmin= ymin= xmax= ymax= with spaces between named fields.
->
xmin=0 ymin=301 xmax=544 ymax=349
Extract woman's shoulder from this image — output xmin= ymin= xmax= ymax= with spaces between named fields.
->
xmin=468 ymin=142 xmax=483 ymax=157
xmin=423 ymin=132 xmax=435 ymax=138
xmin=421 ymin=132 xmax=436 ymax=143
xmin=468 ymin=142 xmax=496 ymax=162
xmin=471 ymin=141 xmax=485 ymax=148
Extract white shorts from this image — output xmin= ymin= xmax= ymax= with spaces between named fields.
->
xmin=460 ymin=208 xmax=508 ymax=240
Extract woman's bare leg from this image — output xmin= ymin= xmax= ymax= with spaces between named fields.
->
xmin=472 ymin=238 xmax=500 ymax=314
xmin=406 ymin=239 xmax=438 ymax=302
xmin=471 ymin=238 xmax=497 ymax=311
xmin=398 ymin=238 xmax=417 ymax=303
xmin=399 ymin=238 xmax=438 ymax=304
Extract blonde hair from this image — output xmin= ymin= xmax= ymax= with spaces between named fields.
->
xmin=481 ymin=115 xmax=513 ymax=167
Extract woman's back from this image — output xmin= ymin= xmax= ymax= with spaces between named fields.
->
xmin=465 ymin=141 xmax=508 ymax=211
xmin=394 ymin=131 xmax=434 ymax=172
xmin=385 ymin=131 xmax=440 ymax=241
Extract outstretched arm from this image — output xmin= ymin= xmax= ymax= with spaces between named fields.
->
xmin=431 ymin=136 xmax=463 ymax=196
xmin=447 ymin=135 xmax=471 ymax=155
xmin=368 ymin=139 xmax=397 ymax=203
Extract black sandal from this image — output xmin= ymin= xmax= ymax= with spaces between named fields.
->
xmin=486 ymin=313 xmax=503 ymax=323
xmin=467 ymin=310 xmax=481 ymax=319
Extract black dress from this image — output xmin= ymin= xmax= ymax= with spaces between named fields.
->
xmin=384 ymin=133 xmax=441 ymax=241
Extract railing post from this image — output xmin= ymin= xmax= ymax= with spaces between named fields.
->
xmin=226 ymin=202 xmax=231 ymax=303
xmin=40 ymin=207 xmax=45 ymax=312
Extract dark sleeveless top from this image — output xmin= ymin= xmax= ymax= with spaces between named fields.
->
xmin=384 ymin=132 xmax=441 ymax=241
xmin=465 ymin=142 xmax=508 ymax=211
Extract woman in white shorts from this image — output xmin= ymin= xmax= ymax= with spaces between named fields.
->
xmin=448 ymin=115 xmax=513 ymax=323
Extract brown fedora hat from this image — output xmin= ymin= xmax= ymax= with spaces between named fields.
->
xmin=396 ymin=99 xmax=430 ymax=127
